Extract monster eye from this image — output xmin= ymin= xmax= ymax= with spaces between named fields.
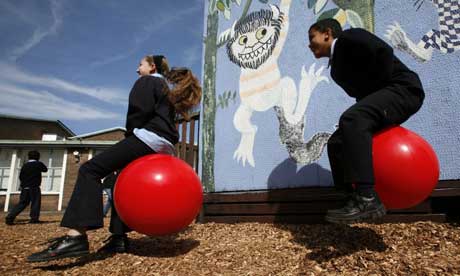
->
xmin=238 ymin=35 xmax=248 ymax=45
xmin=256 ymin=28 xmax=267 ymax=40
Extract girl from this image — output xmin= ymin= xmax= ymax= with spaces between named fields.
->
xmin=27 ymin=55 xmax=202 ymax=262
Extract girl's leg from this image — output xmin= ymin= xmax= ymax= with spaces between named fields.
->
xmin=27 ymin=135 xmax=154 ymax=262
xmin=60 ymin=135 xmax=153 ymax=232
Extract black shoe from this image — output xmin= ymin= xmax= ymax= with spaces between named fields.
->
xmin=27 ymin=235 xmax=89 ymax=262
xmin=5 ymin=217 xmax=14 ymax=225
xmin=325 ymin=192 xmax=386 ymax=224
xmin=327 ymin=193 xmax=355 ymax=216
xmin=97 ymin=234 xmax=129 ymax=253
xmin=29 ymin=219 xmax=41 ymax=224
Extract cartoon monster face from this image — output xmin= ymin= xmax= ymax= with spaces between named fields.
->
xmin=226 ymin=8 xmax=283 ymax=69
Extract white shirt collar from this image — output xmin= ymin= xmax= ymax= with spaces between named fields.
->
xmin=328 ymin=38 xmax=338 ymax=68
xmin=330 ymin=38 xmax=338 ymax=59
xmin=150 ymin=73 xmax=164 ymax=79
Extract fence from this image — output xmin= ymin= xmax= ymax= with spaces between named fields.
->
xmin=175 ymin=113 xmax=199 ymax=172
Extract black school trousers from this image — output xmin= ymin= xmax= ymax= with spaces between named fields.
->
xmin=61 ymin=135 xmax=154 ymax=234
xmin=328 ymin=84 xmax=424 ymax=193
xmin=6 ymin=186 xmax=41 ymax=221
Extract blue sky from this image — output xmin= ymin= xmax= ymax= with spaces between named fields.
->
xmin=0 ymin=0 xmax=204 ymax=135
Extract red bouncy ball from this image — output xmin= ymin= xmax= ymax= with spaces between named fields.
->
xmin=373 ymin=126 xmax=439 ymax=210
xmin=114 ymin=154 xmax=203 ymax=236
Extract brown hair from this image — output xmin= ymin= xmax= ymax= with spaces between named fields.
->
xmin=143 ymin=55 xmax=202 ymax=120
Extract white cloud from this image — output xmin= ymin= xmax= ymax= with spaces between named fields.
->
xmin=0 ymin=83 xmax=121 ymax=120
xmin=9 ymin=0 xmax=64 ymax=61
xmin=0 ymin=63 xmax=127 ymax=105
xmin=90 ymin=4 xmax=203 ymax=68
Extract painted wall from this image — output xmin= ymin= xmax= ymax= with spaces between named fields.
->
xmin=200 ymin=0 xmax=460 ymax=192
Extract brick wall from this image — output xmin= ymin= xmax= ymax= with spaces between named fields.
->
xmin=0 ymin=118 xmax=71 ymax=140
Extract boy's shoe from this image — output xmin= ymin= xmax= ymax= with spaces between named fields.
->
xmin=325 ymin=192 xmax=386 ymax=224
xmin=29 ymin=219 xmax=41 ymax=224
xmin=97 ymin=234 xmax=129 ymax=253
xmin=27 ymin=235 xmax=89 ymax=262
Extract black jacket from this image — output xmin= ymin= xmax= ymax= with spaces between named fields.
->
xmin=330 ymin=28 xmax=424 ymax=101
xmin=102 ymin=172 xmax=118 ymax=189
xmin=125 ymin=75 xmax=179 ymax=144
xmin=19 ymin=160 xmax=48 ymax=188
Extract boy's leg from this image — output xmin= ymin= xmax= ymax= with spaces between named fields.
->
xmin=29 ymin=187 xmax=41 ymax=222
xmin=326 ymin=85 xmax=422 ymax=223
xmin=6 ymin=189 xmax=31 ymax=223
xmin=327 ymin=128 xmax=353 ymax=193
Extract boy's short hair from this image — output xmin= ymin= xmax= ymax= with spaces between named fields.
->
xmin=28 ymin=150 xmax=40 ymax=160
xmin=309 ymin=18 xmax=343 ymax=38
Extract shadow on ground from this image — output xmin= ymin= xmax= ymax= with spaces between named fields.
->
xmin=34 ymin=235 xmax=200 ymax=271
xmin=277 ymin=223 xmax=387 ymax=263
xmin=8 ymin=219 xmax=60 ymax=225
xmin=129 ymin=236 xmax=200 ymax=257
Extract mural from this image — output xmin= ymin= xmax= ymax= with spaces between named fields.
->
xmin=223 ymin=0 xmax=330 ymax=167
xmin=201 ymin=0 xmax=460 ymax=192
xmin=385 ymin=0 xmax=460 ymax=62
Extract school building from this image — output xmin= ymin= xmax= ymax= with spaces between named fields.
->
xmin=0 ymin=113 xmax=198 ymax=213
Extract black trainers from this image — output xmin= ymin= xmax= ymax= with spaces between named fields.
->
xmin=325 ymin=192 xmax=386 ymax=224
xmin=5 ymin=217 xmax=14 ymax=225
xmin=97 ymin=234 xmax=129 ymax=254
xmin=27 ymin=235 xmax=89 ymax=262
xmin=29 ymin=219 xmax=41 ymax=224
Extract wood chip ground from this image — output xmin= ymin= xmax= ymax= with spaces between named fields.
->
xmin=1 ymin=214 xmax=460 ymax=275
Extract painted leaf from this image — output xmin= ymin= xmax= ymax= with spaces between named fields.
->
xmin=314 ymin=0 xmax=329 ymax=14
xmin=307 ymin=0 xmax=317 ymax=9
xmin=217 ymin=0 xmax=226 ymax=12
xmin=224 ymin=8 xmax=231 ymax=19
xmin=345 ymin=9 xmax=364 ymax=28
xmin=333 ymin=8 xmax=347 ymax=27
xmin=317 ymin=8 xmax=339 ymax=21
xmin=225 ymin=0 xmax=231 ymax=8
xmin=209 ymin=0 xmax=217 ymax=14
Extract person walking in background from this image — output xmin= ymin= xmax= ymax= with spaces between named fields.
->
xmin=102 ymin=171 xmax=118 ymax=217
xmin=5 ymin=150 xmax=48 ymax=225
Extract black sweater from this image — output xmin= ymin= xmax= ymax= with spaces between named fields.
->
xmin=19 ymin=160 xmax=48 ymax=188
xmin=125 ymin=75 xmax=179 ymax=144
xmin=330 ymin=28 xmax=424 ymax=101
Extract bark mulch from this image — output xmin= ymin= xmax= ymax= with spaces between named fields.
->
xmin=1 ymin=214 xmax=460 ymax=275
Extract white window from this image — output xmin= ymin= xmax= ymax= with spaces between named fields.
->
xmin=0 ymin=149 xmax=13 ymax=192
xmin=42 ymin=134 xmax=58 ymax=141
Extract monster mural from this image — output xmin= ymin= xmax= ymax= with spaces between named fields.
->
xmin=223 ymin=0 xmax=330 ymax=167
xmin=385 ymin=0 xmax=460 ymax=62
xmin=201 ymin=0 xmax=460 ymax=192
